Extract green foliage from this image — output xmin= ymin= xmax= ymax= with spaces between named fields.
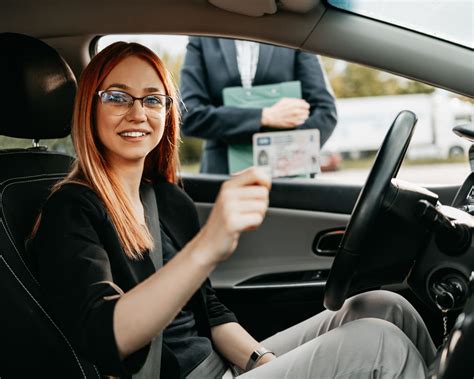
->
xmin=321 ymin=57 xmax=435 ymax=98
xmin=179 ymin=136 xmax=202 ymax=165
xmin=160 ymin=51 xmax=184 ymax=87
xmin=159 ymin=53 xmax=202 ymax=166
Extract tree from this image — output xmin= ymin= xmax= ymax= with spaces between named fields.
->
xmin=320 ymin=57 xmax=434 ymax=98
xmin=160 ymin=51 xmax=184 ymax=86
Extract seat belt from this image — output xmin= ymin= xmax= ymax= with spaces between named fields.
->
xmin=134 ymin=182 xmax=163 ymax=379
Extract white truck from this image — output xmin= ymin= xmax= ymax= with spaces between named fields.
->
xmin=323 ymin=91 xmax=474 ymax=160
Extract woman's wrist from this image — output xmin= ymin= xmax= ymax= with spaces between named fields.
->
xmin=245 ymin=346 xmax=276 ymax=372
xmin=254 ymin=351 xmax=277 ymax=368
xmin=185 ymin=229 xmax=219 ymax=270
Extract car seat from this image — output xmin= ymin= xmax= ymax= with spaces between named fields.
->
xmin=0 ymin=33 xmax=100 ymax=378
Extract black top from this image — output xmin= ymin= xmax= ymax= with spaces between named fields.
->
xmin=28 ymin=179 xmax=237 ymax=378
xmin=160 ymin=224 xmax=213 ymax=376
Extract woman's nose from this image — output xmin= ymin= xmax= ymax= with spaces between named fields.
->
xmin=127 ymin=99 xmax=147 ymax=121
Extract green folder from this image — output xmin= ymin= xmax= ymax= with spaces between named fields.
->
xmin=223 ymin=81 xmax=302 ymax=174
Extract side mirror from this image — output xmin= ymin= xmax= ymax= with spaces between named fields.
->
xmin=453 ymin=123 xmax=474 ymax=143
xmin=453 ymin=124 xmax=474 ymax=171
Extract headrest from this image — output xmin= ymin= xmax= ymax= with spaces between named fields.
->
xmin=0 ymin=33 xmax=77 ymax=140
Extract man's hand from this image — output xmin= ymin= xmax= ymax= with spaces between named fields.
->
xmin=261 ymin=98 xmax=310 ymax=128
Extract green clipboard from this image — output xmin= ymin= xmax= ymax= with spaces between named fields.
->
xmin=223 ymin=81 xmax=302 ymax=174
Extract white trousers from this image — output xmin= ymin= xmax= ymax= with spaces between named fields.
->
xmin=189 ymin=290 xmax=436 ymax=379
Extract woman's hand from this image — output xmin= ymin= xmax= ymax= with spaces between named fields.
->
xmin=196 ymin=167 xmax=271 ymax=264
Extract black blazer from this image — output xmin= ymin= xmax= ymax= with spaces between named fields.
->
xmin=28 ymin=179 xmax=237 ymax=378
xmin=180 ymin=36 xmax=338 ymax=174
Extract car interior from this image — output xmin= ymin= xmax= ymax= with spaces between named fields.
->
xmin=1 ymin=0 xmax=473 ymax=378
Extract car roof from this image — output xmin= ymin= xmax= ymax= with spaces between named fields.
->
xmin=2 ymin=0 xmax=473 ymax=97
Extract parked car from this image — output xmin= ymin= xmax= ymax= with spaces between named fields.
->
xmin=1 ymin=0 xmax=473 ymax=378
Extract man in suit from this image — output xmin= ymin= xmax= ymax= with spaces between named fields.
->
xmin=180 ymin=36 xmax=337 ymax=174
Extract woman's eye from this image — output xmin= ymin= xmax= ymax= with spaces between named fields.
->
xmin=106 ymin=92 xmax=129 ymax=104
xmin=144 ymin=96 xmax=163 ymax=107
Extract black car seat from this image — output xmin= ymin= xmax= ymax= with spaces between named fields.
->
xmin=0 ymin=33 xmax=100 ymax=378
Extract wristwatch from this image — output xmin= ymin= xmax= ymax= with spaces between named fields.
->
xmin=245 ymin=346 xmax=275 ymax=372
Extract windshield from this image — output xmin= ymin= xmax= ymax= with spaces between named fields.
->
xmin=328 ymin=0 xmax=474 ymax=49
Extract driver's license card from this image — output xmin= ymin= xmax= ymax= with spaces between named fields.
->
xmin=252 ymin=129 xmax=320 ymax=178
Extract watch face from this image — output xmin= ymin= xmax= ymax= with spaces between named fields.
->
xmin=246 ymin=347 xmax=275 ymax=372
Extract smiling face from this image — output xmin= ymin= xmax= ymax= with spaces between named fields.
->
xmin=95 ymin=55 xmax=167 ymax=168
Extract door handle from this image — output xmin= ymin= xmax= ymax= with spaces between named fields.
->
xmin=313 ymin=229 xmax=345 ymax=256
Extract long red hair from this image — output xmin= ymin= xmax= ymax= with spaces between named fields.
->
xmin=34 ymin=42 xmax=181 ymax=259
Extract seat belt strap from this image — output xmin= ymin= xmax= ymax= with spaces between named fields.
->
xmin=134 ymin=182 xmax=163 ymax=379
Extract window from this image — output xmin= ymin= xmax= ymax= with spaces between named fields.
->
xmin=0 ymin=136 xmax=74 ymax=156
xmin=328 ymin=0 xmax=473 ymax=48
xmin=96 ymin=35 xmax=473 ymax=185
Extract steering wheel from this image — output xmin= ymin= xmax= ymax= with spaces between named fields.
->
xmin=324 ymin=110 xmax=417 ymax=311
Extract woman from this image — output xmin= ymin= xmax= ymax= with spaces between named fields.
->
xmin=29 ymin=42 xmax=435 ymax=378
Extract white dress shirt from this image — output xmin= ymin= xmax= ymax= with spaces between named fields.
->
xmin=235 ymin=40 xmax=260 ymax=89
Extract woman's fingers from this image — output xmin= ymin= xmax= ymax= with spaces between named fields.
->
xmin=231 ymin=199 xmax=268 ymax=215
xmin=231 ymin=212 xmax=265 ymax=232
xmin=227 ymin=167 xmax=271 ymax=190
xmin=233 ymin=186 xmax=269 ymax=201
xmin=201 ymin=167 xmax=271 ymax=260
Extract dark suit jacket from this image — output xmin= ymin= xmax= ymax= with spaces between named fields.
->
xmin=28 ymin=179 xmax=237 ymax=378
xmin=180 ymin=36 xmax=338 ymax=174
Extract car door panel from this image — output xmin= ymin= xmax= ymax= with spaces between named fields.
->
xmin=182 ymin=175 xmax=460 ymax=338
xmin=195 ymin=204 xmax=348 ymax=288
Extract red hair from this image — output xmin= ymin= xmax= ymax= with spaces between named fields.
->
xmin=34 ymin=42 xmax=181 ymax=259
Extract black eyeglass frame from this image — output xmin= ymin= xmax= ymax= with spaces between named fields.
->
xmin=97 ymin=90 xmax=173 ymax=115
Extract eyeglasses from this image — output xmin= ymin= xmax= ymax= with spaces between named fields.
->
xmin=97 ymin=90 xmax=173 ymax=118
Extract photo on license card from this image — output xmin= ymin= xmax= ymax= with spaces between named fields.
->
xmin=253 ymin=129 xmax=321 ymax=178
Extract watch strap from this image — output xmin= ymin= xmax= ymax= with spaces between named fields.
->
xmin=245 ymin=347 xmax=275 ymax=372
